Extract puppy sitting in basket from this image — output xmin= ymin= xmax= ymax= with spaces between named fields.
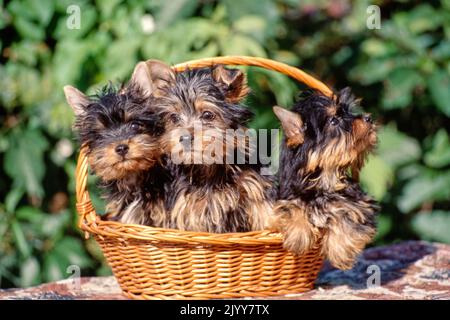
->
xmin=143 ymin=60 xmax=275 ymax=233
xmin=64 ymin=62 xmax=172 ymax=226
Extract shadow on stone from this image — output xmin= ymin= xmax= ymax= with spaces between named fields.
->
xmin=316 ymin=241 xmax=437 ymax=290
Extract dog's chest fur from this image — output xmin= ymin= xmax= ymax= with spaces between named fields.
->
xmin=168 ymin=166 xmax=274 ymax=233
xmin=103 ymin=166 xmax=171 ymax=226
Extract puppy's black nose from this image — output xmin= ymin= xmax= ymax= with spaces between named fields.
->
xmin=363 ymin=114 xmax=373 ymax=123
xmin=179 ymin=134 xmax=192 ymax=143
xmin=115 ymin=144 xmax=129 ymax=156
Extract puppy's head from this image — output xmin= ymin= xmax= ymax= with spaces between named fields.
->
xmin=64 ymin=62 xmax=162 ymax=181
xmin=274 ymin=88 xmax=377 ymax=180
xmin=142 ymin=62 xmax=253 ymax=165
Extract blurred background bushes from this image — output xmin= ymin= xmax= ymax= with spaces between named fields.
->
xmin=0 ymin=0 xmax=449 ymax=288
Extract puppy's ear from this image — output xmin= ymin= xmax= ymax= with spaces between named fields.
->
xmin=130 ymin=61 xmax=154 ymax=96
xmin=131 ymin=60 xmax=176 ymax=97
xmin=63 ymin=85 xmax=90 ymax=116
xmin=212 ymin=65 xmax=250 ymax=103
xmin=273 ymin=106 xmax=304 ymax=147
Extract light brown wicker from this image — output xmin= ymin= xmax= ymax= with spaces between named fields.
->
xmin=75 ymin=56 xmax=333 ymax=300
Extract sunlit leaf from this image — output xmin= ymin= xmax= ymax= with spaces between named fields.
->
xmin=5 ymin=188 xmax=24 ymax=213
xmin=374 ymin=214 xmax=393 ymax=241
xmin=424 ymin=129 xmax=450 ymax=168
xmin=20 ymin=257 xmax=40 ymax=287
xmin=412 ymin=211 xmax=450 ymax=243
xmin=4 ymin=128 xmax=48 ymax=198
xmin=53 ymin=237 xmax=93 ymax=268
xmin=153 ymin=0 xmax=198 ymax=30
xmin=397 ymin=171 xmax=450 ymax=213
xmin=428 ymin=70 xmax=450 ymax=117
xmin=11 ymin=221 xmax=31 ymax=258
xmin=349 ymin=59 xmax=396 ymax=85
xmin=43 ymin=252 xmax=65 ymax=282
xmin=382 ymin=68 xmax=423 ymax=109
xmin=394 ymin=4 xmax=442 ymax=34
xmin=376 ymin=124 xmax=421 ymax=168
xmin=360 ymin=154 xmax=394 ymax=200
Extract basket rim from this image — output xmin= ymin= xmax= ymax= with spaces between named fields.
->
xmin=74 ymin=55 xmax=333 ymax=242
xmin=81 ymin=216 xmax=286 ymax=245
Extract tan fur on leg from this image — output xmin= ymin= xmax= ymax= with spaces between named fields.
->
xmin=322 ymin=219 xmax=376 ymax=269
xmin=273 ymin=201 xmax=320 ymax=255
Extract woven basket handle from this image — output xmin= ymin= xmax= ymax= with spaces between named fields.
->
xmin=75 ymin=55 xmax=333 ymax=224
xmin=173 ymin=56 xmax=333 ymax=97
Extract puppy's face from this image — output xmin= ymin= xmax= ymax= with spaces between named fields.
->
xmin=64 ymin=63 xmax=162 ymax=181
xmin=147 ymin=64 xmax=253 ymax=165
xmin=274 ymin=88 xmax=377 ymax=177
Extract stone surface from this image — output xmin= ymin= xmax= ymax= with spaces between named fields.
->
xmin=0 ymin=241 xmax=449 ymax=300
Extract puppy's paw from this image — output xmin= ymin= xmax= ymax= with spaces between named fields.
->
xmin=282 ymin=221 xmax=319 ymax=255
xmin=273 ymin=202 xmax=319 ymax=255
xmin=322 ymin=221 xmax=376 ymax=270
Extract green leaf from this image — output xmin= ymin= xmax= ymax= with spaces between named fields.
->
xmin=154 ymin=0 xmax=198 ymax=29
xmin=54 ymin=237 xmax=92 ymax=268
xmin=412 ymin=211 xmax=450 ymax=243
xmin=223 ymin=0 xmax=279 ymax=26
xmin=20 ymin=257 xmax=41 ymax=287
xmin=221 ymin=34 xmax=267 ymax=57
xmin=374 ymin=214 xmax=393 ymax=241
xmin=96 ymin=0 xmax=122 ymax=20
xmin=349 ymin=59 xmax=396 ymax=85
xmin=376 ymin=124 xmax=421 ymax=168
xmin=16 ymin=206 xmax=46 ymax=225
xmin=40 ymin=211 xmax=71 ymax=238
xmin=428 ymin=70 xmax=450 ymax=117
xmin=4 ymin=128 xmax=48 ymax=198
xmin=424 ymin=129 xmax=450 ymax=168
xmin=395 ymin=4 xmax=442 ymax=34
xmin=5 ymin=188 xmax=24 ymax=213
xmin=234 ymin=15 xmax=268 ymax=43
xmin=99 ymin=37 xmax=140 ymax=81
xmin=43 ymin=252 xmax=65 ymax=282
xmin=51 ymin=39 xmax=91 ymax=87
xmin=13 ymin=17 xmax=45 ymax=41
xmin=360 ymin=154 xmax=394 ymax=200
xmin=11 ymin=221 xmax=31 ymax=258
xmin=28 ymin=0 xmax=55 ymax=26
xmin=398 ymin=171 xmax=450 ymax=213
xmin=361 ymin=39 xmax=397 ymax=58
xmin=431 ymin=41 xmax=450 ymax=61
xmin=382 ymin=68 xmax=423 ymax=109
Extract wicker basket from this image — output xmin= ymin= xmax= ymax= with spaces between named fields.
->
xmin=75 ymin=56 xmax=333 ymax=300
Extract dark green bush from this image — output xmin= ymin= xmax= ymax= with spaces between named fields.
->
xmin=1 ymin=0 xmax=449 ymax=288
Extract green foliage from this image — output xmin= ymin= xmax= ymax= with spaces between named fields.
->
xmin=0 ymin=0 xmax=449 ymax=288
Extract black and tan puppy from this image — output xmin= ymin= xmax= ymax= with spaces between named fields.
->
xmin=141 ymin=60 xmax=274 ymax=233
xmin=64 ymin=62 xmax=170 ymax=226
xmin=273 ymin=89 xmax=378 ymax=269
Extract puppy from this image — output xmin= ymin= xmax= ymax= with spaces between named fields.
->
xmin=140 ymin=60 xmax=274 ymax=233
xmin=273 ymin=88 xmax=379 ymax=269
xmin=64 ymin=62 xmax=170 ymax=226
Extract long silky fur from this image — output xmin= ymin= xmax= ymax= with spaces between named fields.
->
xmin=275 ymin=88 xmax=379 ymax=270
xmin=73 ymin=83 xmax=170 ymax=225
xmin=152 ymin=67 xmax=275 ymax=233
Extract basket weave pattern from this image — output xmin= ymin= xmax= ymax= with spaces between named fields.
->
xmin=75 ymin=56 xmax=332 ymax=299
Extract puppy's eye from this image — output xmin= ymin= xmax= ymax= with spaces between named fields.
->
xmin=130 ymin=121 xmax=142 ymax=131
xmin=170 ymin=113 xmax=181 ymax=124
xmin=329 ymin=117 xmax=339 ymax=126
xmin=201 ymin=111 xmax=215 ymax=121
